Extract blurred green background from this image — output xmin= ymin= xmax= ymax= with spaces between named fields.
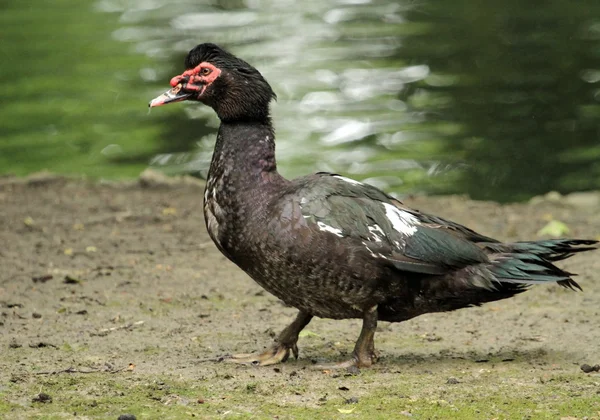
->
xmin=2 ymin=0 xmax=600 ymax=201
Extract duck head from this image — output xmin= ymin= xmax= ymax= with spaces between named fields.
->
xmin=149 ymin=43 xmax=276 ymax=122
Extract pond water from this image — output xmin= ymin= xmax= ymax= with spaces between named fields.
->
xmin=2 ymin=0 xmax=600 ymax=201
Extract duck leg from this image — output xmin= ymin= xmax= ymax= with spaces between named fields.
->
xmin=317 ymin=305 xmax=379 ymax=369
xmin=227 ymin=310 xmax=313 ymax=366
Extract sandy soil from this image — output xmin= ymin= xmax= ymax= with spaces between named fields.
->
xmin=1 ymin=173 xmax=599 ymax=419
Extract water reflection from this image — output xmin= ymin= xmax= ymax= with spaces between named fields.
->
xmin=2 ymin=0 xmax=599 ymax=201
xmin=396 ymin=0 xmax=600 ymax=200
xmin=133 ymin=0 xmax=433 ymax=192
xmin=134 ymin=0 xmax=600 ymax=200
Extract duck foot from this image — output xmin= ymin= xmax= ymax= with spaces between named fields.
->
xmin=314 ymin=351 xmax=379 ymax=371
xmin=226 ymin=310 xmax=313 ymax=366
xmin=227 ymin=343 xmax=297 ymax=366
xmin=316 ymin=305 xmax=379 ymax=370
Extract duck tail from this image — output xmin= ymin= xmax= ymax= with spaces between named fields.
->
xmin=482 ymin=239 xmax=598 ymax=262
xmin=483 ymin=239 xmax=598 ymax=291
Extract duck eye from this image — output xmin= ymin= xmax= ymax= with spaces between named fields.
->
xmin=200 ymin=67 xmax=212 ymax=76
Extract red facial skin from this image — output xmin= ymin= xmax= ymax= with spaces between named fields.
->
xmin=148 ymin=62 xmax=222 ymax=107
xmin=170 ymin=62 xmax=222 ymax=96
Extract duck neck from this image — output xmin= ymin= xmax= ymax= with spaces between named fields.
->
xmin=207 ymin=119 xmax=285 ymax=191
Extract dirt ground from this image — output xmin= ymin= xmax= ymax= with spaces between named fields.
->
xmin=1 ymin=172 xmax=599 ymax=419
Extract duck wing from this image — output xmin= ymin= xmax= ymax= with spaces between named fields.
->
xmin=291 ymin=173 xmax=492 ymax=276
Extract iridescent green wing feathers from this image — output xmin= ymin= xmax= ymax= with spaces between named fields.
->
xmin=290 ymin=173 xmax=596 ymax=289
xmin=294 ymin=173 xmax=491 ymax=275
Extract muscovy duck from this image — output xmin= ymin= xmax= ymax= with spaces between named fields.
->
xmin=149 ymin=43 xmax=598 ymax=368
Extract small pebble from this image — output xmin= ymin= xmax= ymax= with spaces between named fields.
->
xmin=32 ymin=393 xmax=52 ymax=403
xmin=446 ymin=377 xmax=460 ymax=384
xmin=580 ymin=364 xmax=600 ymax=373
xmin=117 ymin=415 xmax=136 ymax=420
xmin=345 ymin=396 xmax=359 ymax=404
xmin=32 ymin=275 xmax=53 ymax=283
xmin=32 ymin=312 xmax=42 ymax=319
xmin=345 ymin=365 xmax=360 ymax=375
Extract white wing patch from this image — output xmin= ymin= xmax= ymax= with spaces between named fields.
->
xmin=317 ymin=221 xmax=344 ymax=237
xmin=368 ymin=224 xmax=385 ymax=242
xmin=382 ymin=203 xmax=419 ymax=236
xmin=362 ymin=241 xmax=389 ymax=260
xmin=362 ymin=241 xmax=378 ymax=258
xmin=333 ymin=175 xmax=362 ymax=186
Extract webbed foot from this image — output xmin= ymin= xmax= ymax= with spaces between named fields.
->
xmin=226 ymin=310 xmax=312 ymax=367
xmin=315 ymin=349 xmax=379 ymax=370
xmin=227 ymin=342 xmax=298 ymax=366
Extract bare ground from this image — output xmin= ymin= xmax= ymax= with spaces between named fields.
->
xmin=1 ymin=173 xmax=599 ymax=419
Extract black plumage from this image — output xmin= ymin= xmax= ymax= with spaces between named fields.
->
xmin=149 ymin=43 xmax=598 ymax=368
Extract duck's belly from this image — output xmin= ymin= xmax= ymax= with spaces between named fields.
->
xmin=251 ymin=272 xmax=363 ymax=319
xmin=240 ymin=252 xmax=380 ymax=320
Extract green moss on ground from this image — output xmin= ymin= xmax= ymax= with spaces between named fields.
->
xmin=1 ymin=366 xmax=598 ymax=419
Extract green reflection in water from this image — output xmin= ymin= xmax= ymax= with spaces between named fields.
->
xmin=1 ymin=0 xmax=599 ymax=202
xmin=398 ymin=0 xmax=600 ymax=201
xmin=0 ymin=0 xmax=209 ymax=178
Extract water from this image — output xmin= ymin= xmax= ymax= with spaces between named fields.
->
xmin=2 ymin=0 xmax=600 ymax=201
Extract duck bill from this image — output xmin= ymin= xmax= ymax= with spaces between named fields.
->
xmin=149 ymin=85 xmax=193 ymax=108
